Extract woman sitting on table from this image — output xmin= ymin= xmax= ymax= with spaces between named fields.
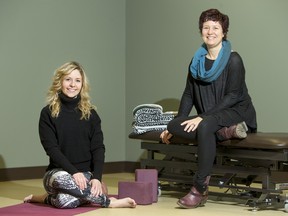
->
xmin=160 ymin=9 xmax=257 ymax=209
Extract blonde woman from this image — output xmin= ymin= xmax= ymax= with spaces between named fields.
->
xmin=24 ymin=61 xmax=136 ymax=208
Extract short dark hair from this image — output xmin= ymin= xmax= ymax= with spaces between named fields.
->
xmin=199 ymin=9 xmax=229 ymax=40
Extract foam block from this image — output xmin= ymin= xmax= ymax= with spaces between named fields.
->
xmin=135 ymin=169 xmax=158 ymax=202
xmin=118 ymin=181 xmax=153 ymax=205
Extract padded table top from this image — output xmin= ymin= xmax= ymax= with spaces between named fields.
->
xmin=129 ymin=131 xmax=288 ymax=150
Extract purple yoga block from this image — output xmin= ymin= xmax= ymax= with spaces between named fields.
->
xmin=118 ymin=181 xmax=153 ymax=205
xmin=135 ymin=169 xmax=158 ymax=202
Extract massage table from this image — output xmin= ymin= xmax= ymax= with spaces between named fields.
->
xmin=129 ymin=131 xmax=288 ymax=212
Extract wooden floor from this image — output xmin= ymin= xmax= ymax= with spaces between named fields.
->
xmin=0 ymin=173 xmax=287 ymax=215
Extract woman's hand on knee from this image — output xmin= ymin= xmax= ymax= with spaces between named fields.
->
xmin=181 ymin=117 xmax=203 ymax=132
xmin=89 ymin=179 xmax=102 ymax=197
xmin=160 ymin=130 xmax=173 ymax=144
xmin=73 ymin=172 xmax=88 ymax=190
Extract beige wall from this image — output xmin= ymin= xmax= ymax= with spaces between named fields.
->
xmin=1 ymin=0 xmax=287 ymax=169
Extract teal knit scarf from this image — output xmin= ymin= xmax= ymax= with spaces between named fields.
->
xmin=190 ymin=40 xmax=231 ymax=82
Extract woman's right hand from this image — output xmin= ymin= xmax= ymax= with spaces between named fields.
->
xmin=160 ymin=130 xmax=173 ymax=144
xmin=73 ymin=172 xmax=88 ymax=190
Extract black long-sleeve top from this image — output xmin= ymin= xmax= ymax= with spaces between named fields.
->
xmin=39 ymin=94 xmax=105 ymax=181
xmin=178 ymin=52 xmax=257 ymax=131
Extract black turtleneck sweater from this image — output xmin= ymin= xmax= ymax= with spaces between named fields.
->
xmin=39 ymin=94 xmax=105 ymax=181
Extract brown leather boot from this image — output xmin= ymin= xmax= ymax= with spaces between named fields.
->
xmin=216 ymin=121 xmax=248 ymax=141
xmin=177 ymin=176 xmax=210 ymax=209
xmin=177 ymin=187 xmax=208 ymax=208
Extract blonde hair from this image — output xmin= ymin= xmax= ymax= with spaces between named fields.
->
xmin=47 ymin=61 xmax=95 ymax=120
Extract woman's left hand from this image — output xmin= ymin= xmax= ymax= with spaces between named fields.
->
xmin=89 ymin=179 xmax=102 ymax=197
xmin=160 ymin=130 xmax=173 ymax=144
xmin=181 ymin=116 xmax=203 ymax=132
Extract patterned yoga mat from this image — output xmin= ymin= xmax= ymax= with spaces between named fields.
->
xmin=0 ymin=202 xmax=99 ymax=216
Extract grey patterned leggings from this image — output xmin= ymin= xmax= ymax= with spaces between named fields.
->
xmin=43 ymin=169 xmax=110 ymax=209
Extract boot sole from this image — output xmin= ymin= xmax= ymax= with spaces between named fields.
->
xmin=235 ymin=121 xmax=248 ymax=138
xmin=176 ymin=198 xmax=207 ymax=209
xmin=177 ymin=201 xmax=202 ymax=209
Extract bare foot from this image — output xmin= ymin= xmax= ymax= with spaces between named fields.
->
xmin=23 ymin=194 xmax=33 ymax=203
xmin=23 ymin=194 xmax=48 ymax=203
xmin=109 ymin=197 xmax=137 ymax=208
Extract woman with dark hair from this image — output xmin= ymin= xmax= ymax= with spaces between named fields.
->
xmin=160 ymin=9 xmax=257 ymax=209
xmin=24 ymin=61 xmax=136 ymax=209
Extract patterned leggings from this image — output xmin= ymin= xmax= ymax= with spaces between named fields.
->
xmin=43 ymin=169 xmax=110 ymax=209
